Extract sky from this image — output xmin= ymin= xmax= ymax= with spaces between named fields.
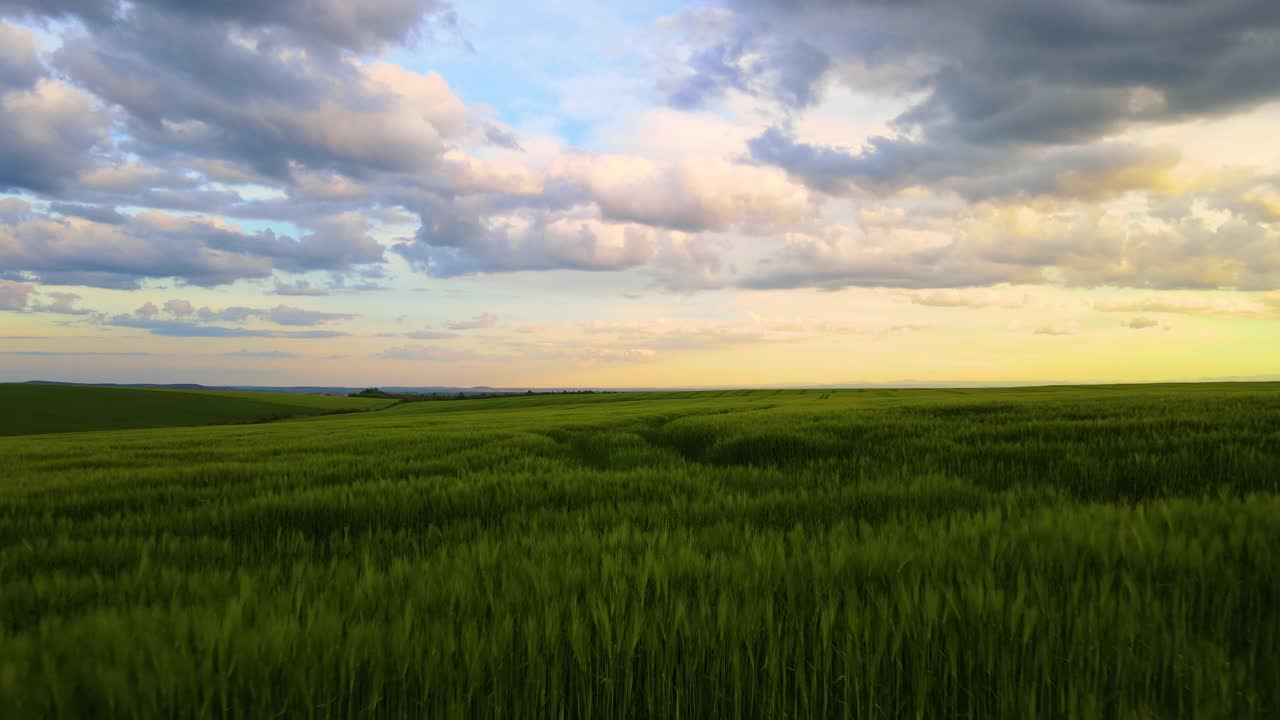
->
xmin=1 ymin=0 xmax=1278 ymax=388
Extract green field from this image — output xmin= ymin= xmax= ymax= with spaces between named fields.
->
xmin=3 ymin=383 xmax=1280 ymax=717
xmin=0 ymin=384 xmax=396 ymax=436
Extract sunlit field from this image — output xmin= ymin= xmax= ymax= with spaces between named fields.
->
xmin=3 ymin=383 xmax=1279 ymax=717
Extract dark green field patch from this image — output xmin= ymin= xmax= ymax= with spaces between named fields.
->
xmin=0 ymin=384 xmax=394 ymax=436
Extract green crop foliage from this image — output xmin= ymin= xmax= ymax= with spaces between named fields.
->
xmin=0 ymin=384 xmax=396 ymax=436
xmin=2 ymin=382 xmax=1279 ymax=717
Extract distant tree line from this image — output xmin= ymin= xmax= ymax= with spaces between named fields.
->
xmin=349 ymin=388 xmax=605 ymax=403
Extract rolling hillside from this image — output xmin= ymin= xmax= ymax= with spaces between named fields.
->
xmin=0 ymin=384 xmax=396 ymax=436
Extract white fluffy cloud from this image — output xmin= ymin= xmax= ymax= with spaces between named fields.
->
xmin=550 ymin=153 xmax=813 ymax=232
xmin=744 ymin=193 xmax=1280 ymax=291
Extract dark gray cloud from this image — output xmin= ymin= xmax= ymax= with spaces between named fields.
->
xmin=690 ymin=1 xmax=1280 ymax=191
xmin=200 ymin=214 xmax=385 ymax=276
xmin=272 ymin=279 xmax=331 ymax=297
xmin=0 ymin=20 xmax=42 ymax=88
xmin=0 ymin=41 xmax=107 ymax=193
xmin=749 ymin=126 xmax=1180 ymax=200
xmin=0 ymin=0 xmax=117 ymax=25
xmin=664 ymin=24 xmax=829 ymax=111
xmin=0 ymin=208 xmax=384 ymax=288
xmin=482 ymin=123 xmax=523 ymax=151
xmin=0 ymin=0 xmax=482 ymax=228
xmin=2 ymin=0 xmax=454 ymax=54
xmin=47 ymin=202 xmax=126 ymax=224
xmin=111 ymin=321 xmax=345 ymax=338
xmin=53 ymin=13 xmax=464 ymax=181
xmin=666 ymin=36 xmax=750 ymax=110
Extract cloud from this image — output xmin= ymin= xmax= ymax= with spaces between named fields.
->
xmin=227 ymin=349 xmax=302 ymax=359
xmin=163 ymin=299 xmax=194 ymax=316
xmin=405 ymin=330 xmax=456 ymax=340
xmin=742 ymin=200 xmax=1280 ymax=292
xmin=377 ymin=344 xmax=490 ymax=362
xmin=0 ymin=20 xmax=42 ymax=88
xmin=748 ymin=126 xmax=1181 ymax=201
xmin=907 ymin=288 xmax=1029 ymax=309
xmin=2 ymin=10 xmax=773 ymax=293
xmin=2 ymin=0 xmax=456 ymax=54
xmin=5 ymin=6 xmax=803 ymax=295
xmin=0 ymin=23 xmax=107 ymax=194
xmin=397 ymin=210 xmax=661 ymax=277
xmin=446 ymin=312 xmax=499 ymax=331
xmin=669 ymin=0 xmax=1280 ymax=280
xmin=47 ymin=202 xmax=127 ymax=225
xmin=0 ymin=350 xmax=152 ymax=356
xmin=265 ymin=305 xmax=356 ymax=327
xmin=581 ymin=347 xmax=658 ymax=363
xmin=689 ymin=1 xmax=1280 ymax=145
xmin=0 ymin=280 xmax=92 ymax=314
xmin=5 ymin=0 xmax=1280 ymax=310
xmin=741 ymin=223 xmax=1031 ymax=291
xmin=660 ymin=9 xmax=829 ymax=110
xmin=55 ymin=19 xmax=471 ymax=180
xmin=573 ymin=316 xmax=928 ymax=358
xmin=482 ymin=123 xmax=523 ymax=151
xmin=0 ymin=210 xmax=384 ymax=288
xmin=0 ymin=196 xmax=29 ymax=222
xmin=107 ymin=320 xmax=345 ymax=339
xmin=1033 ymin=322 xmax=1081 ymax=336
xmin=578 ymin=320 xmax=769 ymax=351
xmin=1125 ymin=317 xmax=1161 ymax=330
xmin=1 ymin=77 xmax=107 ymax=194
xmin=102 ymin=300 xmax=354 ymax=336
xmin=551 ymin=153 xmax=812 ymax=232
xmin=272 ymin=279 xmax=331 ymax=297
xmin=30 ymin=291 xmax=91 ymax=315
xmin=0 ymin=279 xmax=35 ymax=310
xmin=385 ymin=147 xmax=812 ymax=286
xmin=1094 ymin=294 xmax=1277 ymax=318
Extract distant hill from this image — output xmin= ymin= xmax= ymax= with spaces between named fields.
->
xmin=25 ymin=380 xmax=211 ymax=390
xmin=22 ymin=380 xmax=576 ymax=396
xmin=1 ymin=384 xmax=396 ymax=437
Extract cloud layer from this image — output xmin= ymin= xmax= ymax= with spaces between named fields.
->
xmin=3 ymin=0 xmax=1280 ymax=386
